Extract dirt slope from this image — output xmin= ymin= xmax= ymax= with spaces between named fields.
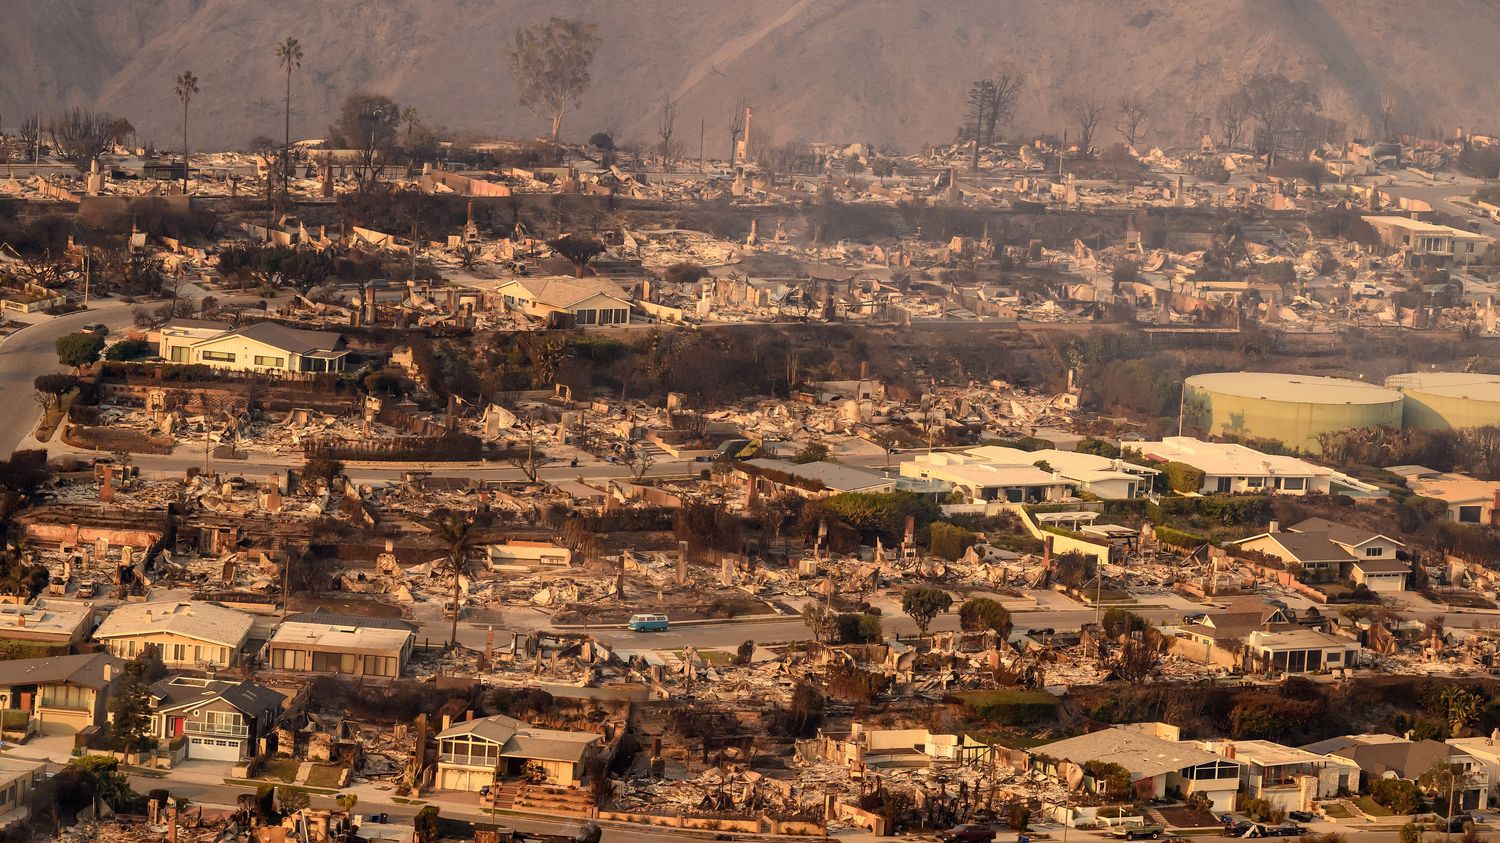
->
xmin=2 ymin=0 xmax=1497 ymax=153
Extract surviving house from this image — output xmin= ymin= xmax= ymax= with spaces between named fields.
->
xmin=899 ymin=452 xmax=1075 ymax=503
xmin=1235 ymin=518 xmax=1407 ymax=589
xmin=94 ymin=600 xmax=254 ymax=669
xmin=157 ymin=320 xmax=348 ymax=374
xmin=740 ymin=458 xmax=899 ymax=498
xmin=1245 ymin=628 xmax=1361 ymax=674
xmin=0 ymin=757 xmax=46 ymax=824
xmin=435 ymin=714 xmax=602 ymax=790
xmin=1202 ymin=739 xmax=1360 ymax=812
xmin=1361 ymin=215 xmax=1491 ymax=267
xmin=1302 ymin=734 xmax=1489 ymax=811
xmin=150 ymin=675 xmax=284 ymax=762
xmin=0 ymin=652 xmax=122 ymax=735
xmin=1389 ymin=466 xmax=1500 ymax=526
xmin=965 ymin=446 xmax=1159 ymax=499
xmin=0 ymin=600 xmax=94 ymax=646
xmin=1135 ymin=437 xmax=1334 ymax=495
xmin=482 ymin=276 xmax=633 ymax=326
xmin=267 ymin=612 xmax=416 ymax=679
xmin=1032 ymin=723 xmax=1242 ymax=811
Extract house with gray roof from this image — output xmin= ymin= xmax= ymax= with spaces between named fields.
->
xmin=158 ymin=319 xmax=347 ymax=373
xmin=436 ymin=713 xmax=602 ymax=790
xmin=1032 ymin=722 xmax=1243 ymax=812
xmin=150 ymin=675 xmax=285 ymax=762
xmin=0 ymin=652 xmax=123 ymax=735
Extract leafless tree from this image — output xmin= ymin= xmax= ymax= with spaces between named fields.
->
xmin=619 ymin=444 xmax=656 ymax=481
xmin=48 ymin=108 xmax=113 ymax=172
xmin=985 ymin=69 xmax=1023 ymax=146
xmin=1240 ymin=73 xmax=1320 ymax=166
xmin=506 ymin=414 xmax=550 ymax=482
xmin=17 ymin=115 xmax=40 ymax=155
xmin=1379 ymin=90 xmax=1399 ymax=140
xmin=1069 ymin=98 xmax=1106 ymax=154
xmin=1215 ymin=94 xmax=1250 ymax=150
xmin=1116 ymin=95 xmax=1151 ymax=148
xmin=966 ymin=79 xmax=995 ymax=171
xmin=657 ymin=96 xmax=677 ymax=170
xmin=727 ymin=99 xmax=746 ymax=167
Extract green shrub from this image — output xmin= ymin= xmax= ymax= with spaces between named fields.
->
xmin=833 ymin=613 xmax=882 ymax=644
xmin=959 ymin=597 xmax=1012 ymax=635
xmin=1160 ymin=461 xmax=1205 ymax=493
xmin=928 ymin=521 xmax=979 ymax=561
xmin=961 ymin=688 xmax=1058 ymax=725
xmin=1154 ymin=525 xmax=1213 ymax=549
xmin=103 ymin=339 xmax=153 ymax=361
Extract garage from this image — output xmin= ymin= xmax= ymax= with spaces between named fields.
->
xmin=188 ymin=736 xmax=243 ymax=762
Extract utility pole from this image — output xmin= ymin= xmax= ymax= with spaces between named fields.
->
xmin=698 ymin=118 xmax=705 ymax=174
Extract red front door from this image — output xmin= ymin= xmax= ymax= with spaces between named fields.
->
xmin=172 ymin=717 xmax=185 ymax=736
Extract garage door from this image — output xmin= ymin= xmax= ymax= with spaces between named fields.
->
xmin=189 ymin=736 xmax=243 ymax=761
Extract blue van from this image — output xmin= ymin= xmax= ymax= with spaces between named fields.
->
xmin=627 ymin=613 xmax=670 ymax=632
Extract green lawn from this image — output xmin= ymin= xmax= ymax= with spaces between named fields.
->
xmin=305 ymin=765 xmax=346 ymax=789
xmin=1321 ymin=802 xmax=1354 ymax=819
xmin=1356 ymin=797 xmax=1393 ymax=817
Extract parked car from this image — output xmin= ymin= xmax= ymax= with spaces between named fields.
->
xmin=1110 ymin=825 xmax=1164 ymax=840
xmin=1268 ymin=823 xmax=1305 ymax=836
xmin=937 ymin=825 xmax=998 ymax=843
xmin=1437 ymin=816 xmax=1473 ymax=834
xmin=1221 ymin=821 xmax=1263 ymax=838
xmin=82 ymin=322 xmax=109 ymax=335
xmin=1287 ymin=812 xmax=1316 ymax=823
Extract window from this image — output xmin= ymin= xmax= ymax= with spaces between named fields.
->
xmin=1281 ymin=477 xmax=1306 ymax=491
xmin=40 ymin=684 xmax=89 ymax=710
xmin=253 ymin=355 xmax=285 ymax=368
xmin=574 ymin=309 xmax=597 ymax=325
xmin=1365 ymin=546 xmax=1384 ymax=557
xmin=172 ymin=644 xmax=188 ymax=662
xmin=1246 ymin=477 xmax=1265 ymax=488
xmin=200 ymin=350 xmax=236 ymax=362
xmin=1458 ymin=505 xmax=1482 ymax=524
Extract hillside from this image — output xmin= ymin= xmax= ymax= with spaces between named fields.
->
xmin=3 ymin=0 xmax=1498 ymax=154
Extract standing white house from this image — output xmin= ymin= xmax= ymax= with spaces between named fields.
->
xmin=157 ymin=320 xmax=348 ymax=374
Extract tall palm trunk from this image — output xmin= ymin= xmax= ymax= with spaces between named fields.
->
xmin=283 ymin=68 xmax=293 ymax=199
xmin=182 ymin=100 xmax=190 ymax=194
xmin=450 ymin=572 xmax=461 ymax=645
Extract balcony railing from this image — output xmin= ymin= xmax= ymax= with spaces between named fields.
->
xmin=184 ymin=721 xmax=248 ymax=738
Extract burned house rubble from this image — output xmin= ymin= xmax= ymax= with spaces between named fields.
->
xmin=5 ymin=50 xmax=1500 ymax=843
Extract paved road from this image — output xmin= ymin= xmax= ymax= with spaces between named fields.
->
xmin=0 ymin=302 xmax=139 ymax=457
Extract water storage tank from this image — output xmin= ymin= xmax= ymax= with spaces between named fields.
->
xmin=1183 ymin=372 xmax=1403 ymax=452
xmin=1386 ymin=372 xmax=1500 ymax=430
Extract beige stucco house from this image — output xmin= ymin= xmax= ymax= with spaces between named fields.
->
xmin=94 ymin=601 xmax=254 ymax=669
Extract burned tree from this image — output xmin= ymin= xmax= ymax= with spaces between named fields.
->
xmin=1215 ymin=93 xmax=1250 ymax=150
xmin=1115 ymin=95 xmax=1151 ymax=148
xmin=1240 ymin=72 xmax=1320 ymax=166
xmin=983 ymin=69 xmax=1023 ymax=146
xmin=966 ymin=79 xmax=995 ymax=170
xmin=1069 ymin=98 xmax=1106 ymax=154
xmin=49 ymin=108 xmax=113 ymax=172
xmin=507 ymin=17 xmax=600 ymax=143
xmin=657 ymin=96 xmax=677 ymax=168
xmin=547 ymin=234 xmax=605 ymax=277
xmin=727 ymin=99 xmax=746 ymax=167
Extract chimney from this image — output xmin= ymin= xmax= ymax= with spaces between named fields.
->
xmin=441 ymin=714 xmax=452 ymax=731
xmin=465 ymin=710 xmax=474 ymax=722
xmin=1224 ymin=742 xmax=1236 ymax=759
xmin=102 ymin=663 xmax=113 ymax=682
xmin=1268 ymin=520 xmax=1280 ymax=534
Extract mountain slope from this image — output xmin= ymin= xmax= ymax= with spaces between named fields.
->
xmin=3 ymin=0 xmax=1497 ymax=153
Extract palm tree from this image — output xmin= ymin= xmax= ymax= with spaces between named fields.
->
xmin=275 ymin=36 xmax=304 ymax=198
xmin=174 ymin=70 xmax=199 ymax=194
xmin=430 ymin=509 xmax=484 ymax=646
